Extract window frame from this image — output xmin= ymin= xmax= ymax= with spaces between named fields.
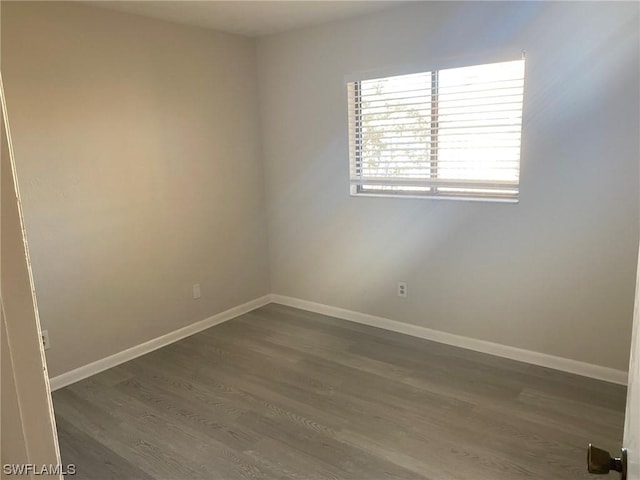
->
xmin=347 ymin=57 xmax=526 ymax=203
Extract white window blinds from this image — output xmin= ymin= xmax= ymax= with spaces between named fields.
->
xmin=347 ymin=59 xmax=525 ymax=201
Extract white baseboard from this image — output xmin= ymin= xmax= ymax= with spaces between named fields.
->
xmin=49 ymin=295 xmax=271 ymax=391
xmin=269 ymin=294 xmax=628 ymax=386
xmin=50 ymin=292 xmax=628 ymax=390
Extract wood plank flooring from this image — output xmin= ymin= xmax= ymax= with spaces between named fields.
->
xmin=52 ymin=303 xmax=627 ymax=479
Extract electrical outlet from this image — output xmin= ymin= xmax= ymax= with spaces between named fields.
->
xmin=41 ymin=330 xmax=51 ymax=350
xmin=192 ymin=283 xmax=201 ymax=299
xmin=397 ymin=281 xmax=408 ymax=298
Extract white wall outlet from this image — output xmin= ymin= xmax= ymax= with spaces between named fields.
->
xmin=41 ymin=330 xmax=51 ymax=350
xmin=192 ymin=283 xmax=201 ymax=299
xmin=397 ymin=281 xmax=408 ymax=298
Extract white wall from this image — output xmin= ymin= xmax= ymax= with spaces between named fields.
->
xmin=257 ymin=1 xmax=640 ymax=371
xmin=1 ymin=2 xmax=270 ymax=377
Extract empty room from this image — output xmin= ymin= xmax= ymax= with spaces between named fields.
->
xmin=1 ymin=1 xmax=640 ymax=479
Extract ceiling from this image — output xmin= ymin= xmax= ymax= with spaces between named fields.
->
xmin=89 ymin=1 xmax=409 ymax=37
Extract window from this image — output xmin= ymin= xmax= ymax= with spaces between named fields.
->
xmin=347 ymin=59 xmax=525 ymax=201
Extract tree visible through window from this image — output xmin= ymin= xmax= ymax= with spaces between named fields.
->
xmin=347 ymin=59 xmax=525 ymax=201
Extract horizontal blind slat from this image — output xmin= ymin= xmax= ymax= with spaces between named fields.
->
xmin=360 ymin=76 xmax=524 ymax=95
xmin=352 ymin=144 xmax=518 ymax=150
xmin=350 ymin=177 xmax=519 ymax=188
xmin=358 ymin=92 xmax=524 ymax=108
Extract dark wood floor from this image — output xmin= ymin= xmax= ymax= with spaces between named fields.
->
xmin=52 ymin=303 xmax=627 ymax=479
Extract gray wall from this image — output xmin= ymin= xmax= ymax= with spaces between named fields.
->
xmin=257 ymin=1 xmax=640 ymax=371
xmin=2 ymin=1 xmax=638 ymax=378
xmin=1 ymin=2 xmax=270 ymax=377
